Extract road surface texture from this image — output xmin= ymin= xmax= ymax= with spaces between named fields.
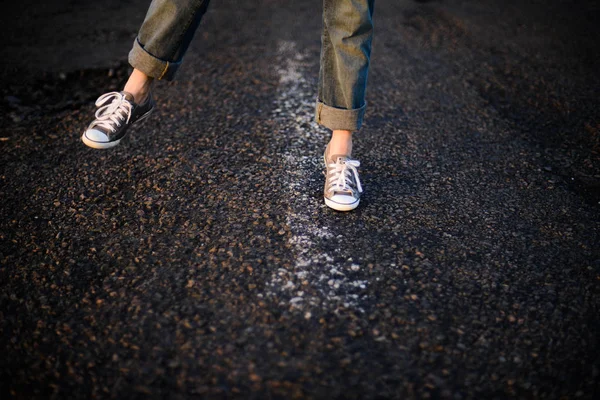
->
xmin=1 ymin=0 xmax=599 ymax=399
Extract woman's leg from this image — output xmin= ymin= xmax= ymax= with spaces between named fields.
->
xmin=129 ymin=0 xmax=212 ymax=84
xmin=82 ymin=0 xmax=211 ymax=149
xmin=317 ymin=0 xmax=375 ymax=210
xmin=124 ymin=68 xmax=154 ymax=104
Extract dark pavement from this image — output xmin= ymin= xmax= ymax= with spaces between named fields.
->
xmin=1 ymin=0 xmax=599 ymax=399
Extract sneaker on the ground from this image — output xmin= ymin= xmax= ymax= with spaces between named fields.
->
xmin=323 ymin=149 xmax=363 ymax=211
xmin=81 ymin=91 xmax=155 ymax=149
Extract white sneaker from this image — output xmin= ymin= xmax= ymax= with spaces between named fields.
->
xmin=81 ymin=91 xmax=155 ymax=149
xmin=323 ymin=149 xmax=363 ymax=211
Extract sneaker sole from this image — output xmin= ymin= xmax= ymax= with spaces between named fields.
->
xmin=81 ymin=108 xmax=154 ymax=150
xmin=324 ymin=197 xmax=360 ymax=211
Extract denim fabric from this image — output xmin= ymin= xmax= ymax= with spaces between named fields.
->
xmin=316 ymin=0 xmax=375 ymax=131
xmin=128 ymin=0 xmax=374 ymax=131
xmin=129 ymin=0 xmax=211 ymax=80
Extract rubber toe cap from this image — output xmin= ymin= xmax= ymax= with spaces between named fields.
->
xmin=330 ymin=194 xmax=358 ymax=205
xmin=84 ymin=129 xmax=109 ymax=143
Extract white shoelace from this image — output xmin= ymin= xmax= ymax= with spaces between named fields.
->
xmin=327 ymin=158 xmax=363 ymax=195
xmin=89 ymin=92 xmax=132 ymax=133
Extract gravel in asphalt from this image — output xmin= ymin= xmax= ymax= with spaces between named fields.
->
xmin=1 ymin=0 xmax=599 ymax=399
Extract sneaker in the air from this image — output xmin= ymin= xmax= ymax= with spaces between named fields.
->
xmin=323 ymin=149 xmax=363 ymax=211
xmin=81 ymin=91 xmax=155 ymax=149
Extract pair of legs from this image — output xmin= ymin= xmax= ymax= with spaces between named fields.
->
xmin=83 ymin=0 xmax=375 ymax=210
xmin=123 ymin=70 xmax=355 ymax=157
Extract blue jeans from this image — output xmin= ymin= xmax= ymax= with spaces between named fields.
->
xmin=129 ymin=0 xmax=375 ymax=131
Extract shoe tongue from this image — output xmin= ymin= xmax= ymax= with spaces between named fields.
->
xmin=121 ymin=91 xmax=135 ymax=104
xmin=328 ymin=153 xmax=349 ymax=163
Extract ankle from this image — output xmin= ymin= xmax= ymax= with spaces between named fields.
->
xmin=327 ymin=130 xmax=353 ymax=158
xmin=123 ymin=68 xmax=154 ymax=104
xmin=124 ymin=84 xmax=152 ymax=104
xmin=133 ymin=88 xmax=152 ymax=104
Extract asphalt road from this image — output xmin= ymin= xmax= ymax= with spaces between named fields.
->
xmin=1 ymin=0 xmax=599 ymax=399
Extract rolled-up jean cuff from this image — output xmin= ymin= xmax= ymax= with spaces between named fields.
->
xmin=128 ymin=38 xmax=181 ymax=81
xmin=315 ymin=101 xmax=366 ymax=132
